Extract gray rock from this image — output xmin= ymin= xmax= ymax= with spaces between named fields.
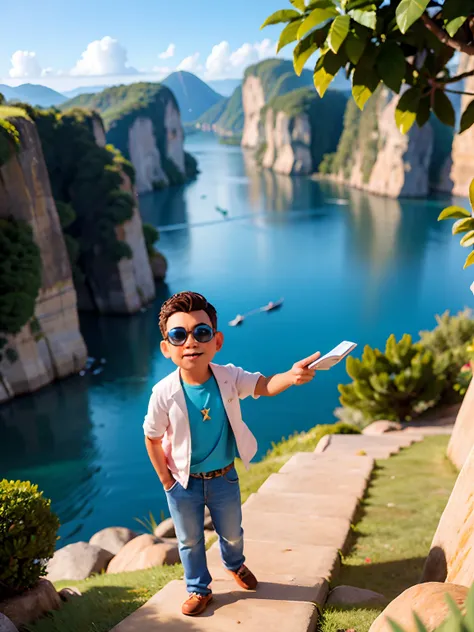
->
xmin=89 ymin=527 xmax=137 ymax=555
xmin=0 ymin=579 xmax=61 ymax=628
xmin=0 ymin=614 xmax=18 ymax=632
xmin=363 ymin=421 xmax=402 ymax=435
xmin=47 ymin=541 xmax=114 ymax=582
xmin=327 ymin=585 xmax=386 ymax=605
xmin=154 ymin=517 xmax=175 ymax=538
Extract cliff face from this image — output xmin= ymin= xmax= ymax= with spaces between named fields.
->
xmin=260 ymin=88 xmax=347 ymax=176
xmin=330 ymin=89 xmax=434 ymax=198
xmin=450 ymin=56 xmax=474 ymax=197
xmin=0 ymin=116 xmax=87 ymax=402
xmin=241 ymin=76 xmax=266 ymax=148
xmin=262 ymin=109 xmax=312 ymax=174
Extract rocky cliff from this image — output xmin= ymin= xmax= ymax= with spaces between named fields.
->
xmin=0 ymin=112 xmax=87 ymax=402
xmin=260 ymin=88 xmax=347 ymax=176
xmin=62 ymin=83 xmax=198 ymax=195
xmin=450 ymin=55 xmax=474 ymax=197
xmin=241 ymin=59 xmax=314 ymax=149
xmin=324 ymin=88 xmax=441 ymax=198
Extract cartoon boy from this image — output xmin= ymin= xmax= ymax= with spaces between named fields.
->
xmin=143 ymin=291 xmax=318 ymax=616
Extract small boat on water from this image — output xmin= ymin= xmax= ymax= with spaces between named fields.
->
xmin=326 ymin=198 xmax=349 ymax=206
xmin=215 ymin=205 xmax=229 ymax=217
xmin=229 ymin=314 xmax=245 ymax=327
xmin=262 ymin=297 xmax=284 ymax=312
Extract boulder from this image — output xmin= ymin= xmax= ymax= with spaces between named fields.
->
xmin=0 ymin=614 xmax=18 ymax=632
xmin=150 ymin=252 xmax=168 ymax=281
xmin=363 ymin=421 xmax=402 ymax=435
xmin=421 ymin=442 xmax=474 ymax=586
xmin=154 ymin=517 xmax=175 ymax=538
xmin=89 ymin=527 xmax=137 ymax=555
xmin=327 ymin=585 xmax=386 ymax=605
xmin=447 ymin=376 xmax=474 ymax=469
xmin=46 ymin=541 xmax=114 ymax=582
xmin=369 ymin=583 xmax=468 ymax=632
xmin=107 ymin=534 xmax=180 ymax=574
xmin=0 ymin=579 xmax=61 ymax=629
xmin=58 ymin=587 xmax=82 ymax=602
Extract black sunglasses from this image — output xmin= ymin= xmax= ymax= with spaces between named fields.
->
xmin=166 ymin=323 xmax=215 ymax=346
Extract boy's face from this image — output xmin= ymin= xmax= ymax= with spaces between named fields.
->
xmin=160 ymin=309 xmax=223 ymax=370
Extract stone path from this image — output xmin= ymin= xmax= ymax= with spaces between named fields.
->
xmin=109 ymin=432 xmax=424 ymax=632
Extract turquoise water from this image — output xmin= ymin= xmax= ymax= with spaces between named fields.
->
xmin=0 ymin=132 xmax=471 ymax=546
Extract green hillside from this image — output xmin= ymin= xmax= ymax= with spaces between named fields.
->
xmin=61 ymin=83 xmax=198 ymax=185
xmin=197 ymin=97 xmax=229 ymax=127
xmin=161 ymin=71 xmax=223 ymax=122
xmin=263 ymin=87 xmax=347 ymax=171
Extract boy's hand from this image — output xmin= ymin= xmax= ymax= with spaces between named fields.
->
xmin=289 ymin=352 xmax=320 ymax=385
xmin=162 ymin=476 xmax=175 ymax=491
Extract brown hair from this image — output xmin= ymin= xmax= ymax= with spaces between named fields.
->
xmin=159 ymin=291 xmax=218 ymax=338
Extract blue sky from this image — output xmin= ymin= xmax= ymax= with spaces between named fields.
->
xmin=1 ymin=0 xmax=291 ymax=91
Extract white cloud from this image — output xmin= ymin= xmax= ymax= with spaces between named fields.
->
xmin=70 ymin=36 xmax=137 ymax=76
xmin=9 ymin=50 xmax=42 ymax=78
xmin=177 ymin=52 xmax=201 ymax=73
xmin=205 ymin=39 xmax=276 ymax=79
xmin=159 ymin=43 xmax=175 ymax=59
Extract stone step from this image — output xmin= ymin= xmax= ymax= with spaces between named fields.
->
xmin=315 ymin=434 xmax=423 ymax=458
xmin=245 ymin=490 xmax=360 ymax=522
xmin=258 ymin=471 xmax=368 ymax=499
xmin=241 ymin=508 xmax=351 ymax=553
xmin=322 ymin=433 xmax=420 ymax=447
xmin=279 ymin=452 xmax=374 ymax=479
xmin=109 ymin=575 xmax=328 ymax=632
xmin=206 ymin=539 xmax=340 ymax=582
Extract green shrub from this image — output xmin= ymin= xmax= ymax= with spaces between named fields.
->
xmin=142 ymin=223 xmax=159 ymax=258
xmin=0 ymin=480 xmax=60 ymax=599
xmin=339 ymin=334 xmax=446 ymax=423
xmin=255 ymin=142 xmax=267 ymax=166
xmin=0 ymin=218 xmax=42 ymax=336
xmin=319 ymin=152 xmax=335 ymax=174
xmin=419 ymin=309 xmax=474 ymax=398
xmin=0 ymin=118 xmax=20 ymax=166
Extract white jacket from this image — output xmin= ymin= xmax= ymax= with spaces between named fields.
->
xmin=143 ymin=362 xmax=262 ymax=488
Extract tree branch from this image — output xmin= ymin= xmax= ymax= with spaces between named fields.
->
xmin=422 ymin=14 xmax=474 ymax=55
xmin=441 ymin=68 xmax=474 ymax=84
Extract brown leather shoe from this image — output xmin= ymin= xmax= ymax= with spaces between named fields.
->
xmin=181 ymin=592 xmax=212 ymax=616
xmin=227 ymin=564 xmax=258 ymax=590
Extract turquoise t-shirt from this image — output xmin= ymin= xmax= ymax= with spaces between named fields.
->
xmin=181 ymin=374 xmax=237 ymax=474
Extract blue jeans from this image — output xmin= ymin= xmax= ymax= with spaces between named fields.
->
xmin=165 ymin=465 xmax=245 ymax=595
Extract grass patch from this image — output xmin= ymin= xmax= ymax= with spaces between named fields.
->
xmin=0 ymin=105 xmax=31 ymax=120
xmin=319 ymin=435 xmax=458 ymax=632
xmin=27 ymin=423 xmax=358 ymax=632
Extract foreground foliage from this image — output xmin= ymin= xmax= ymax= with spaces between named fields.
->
xmin=0 ymin=480 xmax=60 ymax=599
xmin=438 ymin=178 xmax=474 ymax=270
xmin=262 ymin=1 xmax=474 ymax=134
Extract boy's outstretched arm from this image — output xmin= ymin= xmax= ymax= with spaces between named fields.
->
xmin=254 ymin=351 xmax=320 ymax=397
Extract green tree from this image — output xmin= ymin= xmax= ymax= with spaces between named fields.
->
xmin=262 ymin=1 xmax=474 ymax=134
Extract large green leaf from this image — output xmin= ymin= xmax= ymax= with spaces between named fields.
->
xmin=297 ymin=6 xmax=339 ymax=39
xmin=290 ymin=0 xmax=306 ymax=10
xmin=438 ymin=205 xmax=471 ymax=221
xmin=349 ymin=7 xmax=377 ymax=29
xmin=464 ymin=250 xmax=474 ymax=269
xmin=452 ymin=217 xmax=474 ymax=235
xmin=433 ymin=90 xmax=455 ymax=127
xmin=277 ymin=18 xmax=304 ymax=52
xmin=293 ymin=27 xmax=329 ymax=75
xmin=396 ymin=0 xmax=430 ymax=34
xmin=352 ymin=59 xmax=380 ymax=109
xmin=345 ymin=0 xmax=378 ymax=9
xmin=307 ymin=0 xmax=337 ymax=9
xmin=345 ymin=31 xmax=367 ymax=64
xmin=260 ymin=9 xmax=301 ymax=29
xmin=376 ymin=42 xmax=407 ymax=94
xmin=328 ymin=15 xmax=350 ymax=53
xmin=460 ymin=99 xmax=474 ymax=134
xmin=460 ymin=230 xmax=474 ymax=247
xmin=314 ymin=49 xmax=345 ymax=97
xmin=416 ymin=96 xmax=430 ymax=128
xmin=443 ymin=0 xmax=474 ymax=37
xmin=395 ymin=87 xmax=421 ymax=134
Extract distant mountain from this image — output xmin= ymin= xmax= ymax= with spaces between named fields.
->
xmin=161 ymin=71 xmax=224 ymax=122
xmin=206 ymin=79 xmax=241 ymax=97
xmin=0 ymin=83 xmax=67 ymax=108
xmin=62 ymin=85 xmax=109 ymax=99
